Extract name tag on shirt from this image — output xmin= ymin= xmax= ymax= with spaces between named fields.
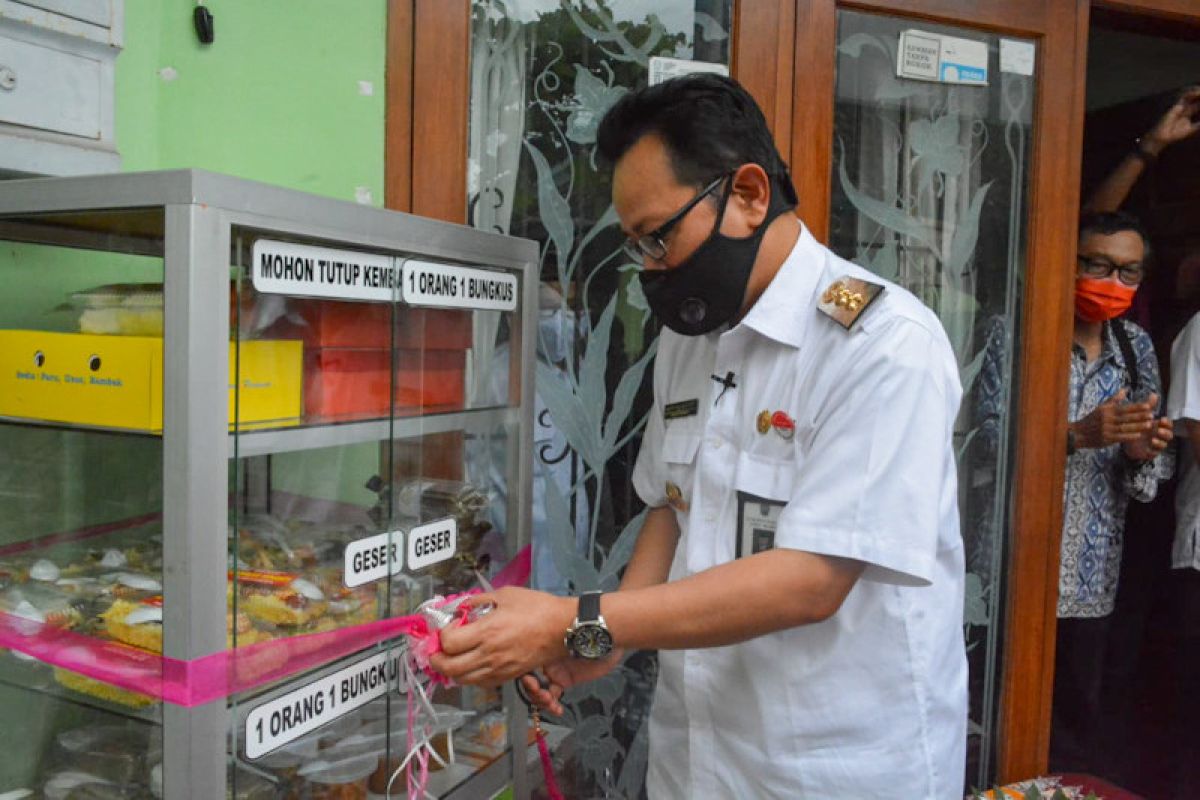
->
xmin=664 ymin=399 xmax=699 ymax=420
xmin=736 ymin=491 xmax=784 ymax=558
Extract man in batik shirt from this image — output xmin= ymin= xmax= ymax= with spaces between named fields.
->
xmin=1051 ymin=210 xmax=1174 ymax=772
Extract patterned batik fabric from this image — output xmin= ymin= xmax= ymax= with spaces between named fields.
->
xmin=1059 ymin=320 xmax=1173 ymax=618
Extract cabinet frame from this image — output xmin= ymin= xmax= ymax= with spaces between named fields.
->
xmin=0 ymin=168 xmax=539 ymax=799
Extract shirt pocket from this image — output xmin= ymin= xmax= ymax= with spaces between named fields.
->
xmin=661 ymin=431 xmax=701 ymax=496
xmin=733 ymin=451 xmax=797 ymax=504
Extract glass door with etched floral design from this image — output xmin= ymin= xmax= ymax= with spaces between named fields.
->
xmin=830 ymin=9 xmax=1035 ymax=789
xmin=467 ymin=1 xmax=733 ymax=797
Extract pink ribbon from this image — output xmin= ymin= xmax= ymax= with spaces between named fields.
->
xmin=0 ymin=545 xmax=530 ymax=706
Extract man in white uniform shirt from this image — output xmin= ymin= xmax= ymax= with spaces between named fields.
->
xmin=433 ymin=74 xmax=967 ymax=798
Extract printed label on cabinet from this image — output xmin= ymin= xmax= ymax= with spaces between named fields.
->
xmin=343 ymin=530 xmax=405 ymax=588
xmin=246 ymin=649 xmax=402 ymax=758
xmin=400 ymin=260 xmax=518 ymax=311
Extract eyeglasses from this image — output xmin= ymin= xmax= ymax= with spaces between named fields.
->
xmin=1077 ymin=255 xmax=1145 ymax=286
xmin=622 ymin=174 xmax=727 ymax=263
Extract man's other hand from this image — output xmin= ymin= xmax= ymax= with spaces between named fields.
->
xmin=1072 ymin=388 xmax=1155 ymax=449
xmin=1123 ymin=409 xmax=1174 ymax=461
xmin=520 ymin=649 xmax=625 ymax=717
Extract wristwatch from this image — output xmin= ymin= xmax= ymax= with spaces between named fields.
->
xmin=564 ymin=591 xmax=613 ymax=660
xmin=1066 ymin=428 xmax=1077 ymax=456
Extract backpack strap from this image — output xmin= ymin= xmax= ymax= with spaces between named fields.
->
xmin=1109 ymin=318 xmax=1141 ymax=396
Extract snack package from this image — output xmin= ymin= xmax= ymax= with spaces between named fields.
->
xmin=394 ymin=479 xmax=488 ymax=522
xmin=234 ymin=570 xmax=328 ymax=628
xmin=66 ymin=283 xmax=165 ymax=337
xmin=1 ymin=584 xmax=84 ymax=629
xmin=101 ymin=599 xmax=164 ymax=652
xmin=52 ymin=667 xmax=157 ymax=709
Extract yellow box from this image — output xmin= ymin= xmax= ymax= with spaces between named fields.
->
xmin=0 ymin=331 xmax=302 ymax=432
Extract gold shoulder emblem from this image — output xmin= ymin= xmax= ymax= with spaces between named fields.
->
xmin=818 ymin=276 xmax=885 ymax=330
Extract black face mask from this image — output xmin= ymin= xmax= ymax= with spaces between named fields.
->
xmin=639 ymin=176 xmax=796 ymax=336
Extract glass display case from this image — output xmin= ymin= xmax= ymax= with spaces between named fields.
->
xmin=0 ymin=170 xmax=538 ymax=799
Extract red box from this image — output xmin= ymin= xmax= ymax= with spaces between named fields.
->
xmin=303 ymin=348 xmax=467 ymax=420
xmin=276 ymin=301 xmax=472 ymax=350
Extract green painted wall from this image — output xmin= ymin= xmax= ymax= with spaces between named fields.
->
xmin=120 ymin=0 xmax=390 ymax=509
xmin=0 ymin=4 xmax=389 ymax=789
xmin=119 ymin=0 xmax=386 ymax=203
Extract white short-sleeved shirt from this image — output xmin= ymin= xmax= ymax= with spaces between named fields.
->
xmin=1168 ymin=312 xmax=1200 ymax=571
xmin=631 ymin=225 xmax=967 ymax=799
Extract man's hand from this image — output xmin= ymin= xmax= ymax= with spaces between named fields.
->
xmin=519 ymin=649 xmax=625 ymax=717
xmin=1123 ymin=410 xmax=1173 ymax=461
xmin=1072 ymin=388 xmax=1155 ymax=449
xmin=430 ymin=587 xmax=574 ymax=687
xmin=1142 ymin=86 xmax=1200 ymax=156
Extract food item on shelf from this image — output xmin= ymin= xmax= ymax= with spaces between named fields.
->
xmin=1 ymin=584 xmax=84 ymax=629
xmin=225 ymin=766 xmax=281 ymax=800
xmin=395 ymin=479 xmax=488 ymax=521
xmin=69 ymin=283 xmax=165 ymax=337
xmin=296 ymin=744 xmax=378 ymax=800
xmin=235 ymin=570 xmax=328 ymax=627
xmin=52 ymin=667 xmax=157 ymax=709
xmin=103 ymin=571 xmax=163 ymax=597
xmin=29 ymin=558 xmax=62 ymax=582
xmin=101 ymin=599 xmax=164 ymax=652
xmin=101 ymin=596 xmax=273 ymax=654
xmin=455 ymin=710 xmax=507 ymax=766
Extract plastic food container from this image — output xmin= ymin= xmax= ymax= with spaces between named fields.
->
xmin=297 ymin=745 xmax=379 ymax=800
xmin=54 ymin=724 xmax=151 ymax=785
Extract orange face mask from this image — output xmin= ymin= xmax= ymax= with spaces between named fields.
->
xmin=1075 ymin=277 xmax=1137 ymax=322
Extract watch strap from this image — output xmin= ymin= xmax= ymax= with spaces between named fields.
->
xmin=1133 ymin=138 xmax=1158 ymax=166
xmin=578 ymin=591 xmax=601 ymax=622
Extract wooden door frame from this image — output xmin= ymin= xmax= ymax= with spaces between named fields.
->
xmin=738 ymin=0 xmax=1088 ymax=782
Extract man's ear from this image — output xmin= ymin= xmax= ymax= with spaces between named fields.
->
xmin=729 ymin=163 xmax=771 ymax=229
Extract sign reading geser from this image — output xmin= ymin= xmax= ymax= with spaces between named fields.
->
xmin=343 ymin=530 xmax=405 ymax=588
xmin=252 ymin=239 xmax=398 ymax=301
xmin=400 ymin=260 xmax=518 ymax=312
xmin=407 ymin=517 xmax=457 ymax=571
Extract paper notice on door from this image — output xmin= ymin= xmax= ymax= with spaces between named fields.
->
xmin=1000 ymin=39 xmax=1035 ymax=76
xmin=648 ymin=56 xmax=728 ymax=86
xmin=897 ymin=29 xmax=988 ymax=86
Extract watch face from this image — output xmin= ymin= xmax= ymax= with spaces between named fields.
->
xmin=570 ymin=622 xmax=613 ymax=659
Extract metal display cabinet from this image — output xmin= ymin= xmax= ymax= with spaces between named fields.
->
xmin=0 ymin=170 xmax=538 ymax=799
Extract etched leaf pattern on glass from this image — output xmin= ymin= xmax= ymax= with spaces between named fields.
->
xmin=469 ymin=2 xmax=731 ymax=795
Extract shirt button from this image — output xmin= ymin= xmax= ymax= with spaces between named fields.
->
xmin=709 ymin=438 xmax=721 ymax=449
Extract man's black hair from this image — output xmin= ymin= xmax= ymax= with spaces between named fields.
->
xmin=596 ymin=73 xmax=798 ymax=206
xmin=1078 ymin=210 xmax=1151 ymax=260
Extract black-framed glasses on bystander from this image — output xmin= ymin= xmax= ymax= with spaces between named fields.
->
xmin=622 ymin=174 xmax=728 ymax=263
xmin=1077 ymin=255 xmax=1145 ymax=287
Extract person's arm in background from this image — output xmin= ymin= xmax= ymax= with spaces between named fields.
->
xmin=1083 ymin=86 xmax=1200 ymax=213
